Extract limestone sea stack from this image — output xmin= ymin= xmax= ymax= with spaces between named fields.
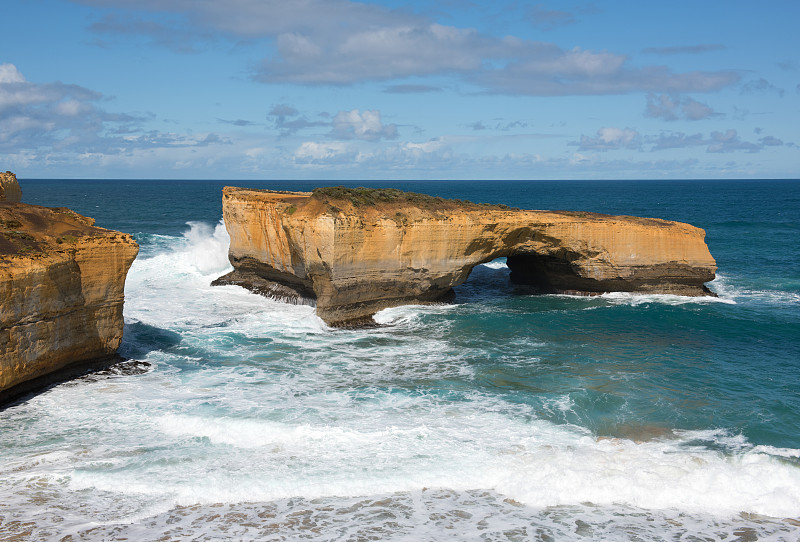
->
xmin=215 ymin=186 xmax=717 ymax=327
xmin=0 ymin=171 xmax=22 ymax=203
xmin=0 ymin=174 xmax=139 ymax=403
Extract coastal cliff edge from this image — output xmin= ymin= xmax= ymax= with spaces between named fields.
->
xmin=0 ymin=174 xmax=139 ymax=403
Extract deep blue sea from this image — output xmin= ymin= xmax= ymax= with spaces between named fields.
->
xmin=2 ymin=179 xmax=799 ymax=541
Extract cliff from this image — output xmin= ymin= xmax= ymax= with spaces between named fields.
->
xmin=0 ymin=171 xmax=22 ymax=203
xmin=0 ymin=199 xmax=139 ymax=402
xmin=215 ymin=186 xmax=717 ymax=327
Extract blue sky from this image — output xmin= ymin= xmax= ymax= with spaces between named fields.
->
xmin=2 ymin=0 xmax=798 ymax=179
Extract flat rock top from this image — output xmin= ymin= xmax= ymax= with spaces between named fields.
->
xmin=0 ymin=202 xmax=121 ymax=258
xmin=224 ymin=186 xmax=310 ymax=202
xmin=223 ymin=186 xmax=687 ymax=229
xmin=223 ymin=185 xmax=511 ymax=211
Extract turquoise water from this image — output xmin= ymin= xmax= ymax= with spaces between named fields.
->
xmin=1 ymin=179 xmax=799 ymax=540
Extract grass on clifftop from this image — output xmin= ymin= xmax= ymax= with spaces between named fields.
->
xmin=311 ymin=186 xmax=513 ymax=211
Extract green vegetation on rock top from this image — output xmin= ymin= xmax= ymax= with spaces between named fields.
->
xmin=311 ymin=186 xmax=512 ymax=211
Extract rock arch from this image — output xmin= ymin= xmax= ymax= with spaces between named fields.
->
xmin=215 ymin=187 xmax=716 ymax=327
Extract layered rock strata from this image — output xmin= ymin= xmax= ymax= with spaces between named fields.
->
xmin=0 ymin=171 xmax=22 ymax=203
xmin=0 ymin=198 xmax=139 ymax=403
xmin=216 ymin=186 xmax=717 ymax=327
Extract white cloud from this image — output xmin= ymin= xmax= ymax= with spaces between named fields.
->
xmin=0 ymin=63 xmax=26 ymax=83
xmin=265 ymin=105 xmax=397 ymax=140
xmin=707 ymin=129 xmax=761 ymax=153
xmin=530 ymin=47 xmax=626 ymax=77
xmin=75 ymin=0 xmax=740 ymax=96
xmin=403 ymin=138 xmax=446 ymax=154
xmin=294 ymin=141 xmax=355 ymax=164
xmin=288 ymin=137 xmax=455 ymax=170
xmin=331 ymin=109 xmax=397 ymax=141
xmin=55 ymin=99 xmax=90 ymax=117
xmin=0 ymin=63 xmax=233 ymax=162
xmin=645 ymin=93 xmax=717 ymax=121
xmin=680 ymin=98 xmax=716 ymax=120
xmin=573 ymin=126 xmax=778 ymax=155
xmin=277 ymin=32 xmax=324 ymax=60
xmin=474 ymin=57 xmax=737 ymax=96
xmin=575 ymin=127 xmax=641 ymax=151
xmin=262 ymin=23 xmax=488 ymax=85
xmin=0 ymin=63 xmax=122 ymax=151
xmin=184 ymin=0 xmax=411 ymax=37
xmin=651 ymin=131 xmax=706 ymax=151
xmin=650 ymin=129 xmax=778 ymax=153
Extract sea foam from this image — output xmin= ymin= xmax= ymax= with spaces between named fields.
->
xmin=3 ymin=220 xmax=799 ymax=542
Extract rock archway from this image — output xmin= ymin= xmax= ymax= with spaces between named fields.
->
xmin=214 ymin=187 xmax=716 ymax=327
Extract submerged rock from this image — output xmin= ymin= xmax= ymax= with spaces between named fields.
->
xmin=0 ymin=187 xmax=139 ymax=404
xmin=216 ymin=186 xmax=717 ymax=327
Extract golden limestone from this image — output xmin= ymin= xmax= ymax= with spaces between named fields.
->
xmin=0 ymin=175 xmax=138 ymax=401
xmin=216 ymin=186 xmax=716 ymax=326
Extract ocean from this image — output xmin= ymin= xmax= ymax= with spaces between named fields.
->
xmin=1 ymin=179 xmax=799 ymax=541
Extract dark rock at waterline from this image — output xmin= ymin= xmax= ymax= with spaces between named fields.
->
xmin=0 ymin=355 xmax=151 ymax=408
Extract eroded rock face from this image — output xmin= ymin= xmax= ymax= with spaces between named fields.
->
xmin=216 ymin=187 xmax=716 ymax=326
xmin=0 ymin=171 xmax=22 ymax=203
xmin=0 ymin=201 xmax=139 ymax=402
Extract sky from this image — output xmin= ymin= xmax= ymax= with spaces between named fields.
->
xmin=1 ymin=0 xmax=798 ymax=180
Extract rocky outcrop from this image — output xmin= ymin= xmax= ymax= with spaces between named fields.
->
xmin=0 ymin=171 xmax=22 ymax=203
xmin=0 ymin=199 xmax=139 ymax=403
xmin=215 ymin=186 xmax=717 ymax=327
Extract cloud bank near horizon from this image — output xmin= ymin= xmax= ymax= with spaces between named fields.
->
xmin=1 ymin=0 xmax=797 ymax=179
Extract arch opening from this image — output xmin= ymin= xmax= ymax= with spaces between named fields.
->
xmin=506 ymin=252 xmax=590 ymax=295
xmin=456 ymin=249 xmax=591 ymax=301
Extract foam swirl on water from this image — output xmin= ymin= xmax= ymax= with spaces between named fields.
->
xmin=1 ymin=221 xmax=799 ymax=541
